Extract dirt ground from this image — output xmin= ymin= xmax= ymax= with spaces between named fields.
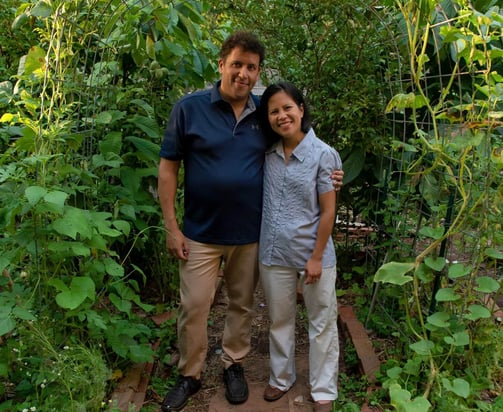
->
xmin=146 ymin=279 xmax=351 ymax=411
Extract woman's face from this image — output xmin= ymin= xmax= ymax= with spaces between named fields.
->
xmin=267 ymin=90 xmax=304 ymax=141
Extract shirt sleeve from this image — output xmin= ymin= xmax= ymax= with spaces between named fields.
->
xmin=159 ymin=101 xmax=185 ymax=160
xmin=317 ymin=147 xmax=342 ymax=195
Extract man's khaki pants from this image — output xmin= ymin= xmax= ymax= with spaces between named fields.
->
xmin=176 ymin=238 xmax=259 ymax=379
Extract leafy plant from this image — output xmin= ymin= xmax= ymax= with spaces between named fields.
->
xmin=0 ymin=0 xmax=221 ymax=409
xmin=372 ymin=0 xmax=503 ymax=410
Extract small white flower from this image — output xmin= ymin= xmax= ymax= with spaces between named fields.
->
xmin=63 ymin=346 xmax=69 ymax=350
xmin=40 ymin=383 xmax=46 ymax=389
xmin=30 ymin=407 xmax=36 ymax=411
xmin=22 ymin=409 xmax=28 ymax=412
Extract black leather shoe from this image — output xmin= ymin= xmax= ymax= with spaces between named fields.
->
xmin=223 ymin=364 xmax=249 ymax=404
xmin=161 ymin=376 xmax=201 ymax=411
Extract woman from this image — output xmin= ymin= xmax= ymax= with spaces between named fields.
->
xmin=258 ymin=82 xmax=341 ymax=412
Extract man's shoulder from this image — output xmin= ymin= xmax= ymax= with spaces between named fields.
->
xmin=177 ymin=87 xmax=212 ymax=106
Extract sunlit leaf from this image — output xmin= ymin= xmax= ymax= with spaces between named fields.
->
xmin=425 ymin=256 xmax=446 ymax=271
xmin=435 ymin=287 xmax=460 ymax=301
xmin=464 ymin=304 xmax=491 ymax=321
xmin=444 ymin=330 xmax=469 ymax=346
xmin=442 ymin=377 xmax=470 ymax=398
xmin=427 ymin=311 xmax=450 ymax=328
xmin=419 ymin=226 xmax=444 ymax=239
xmin=374 ymin=262 xmax=414 ymax=285
xmin=55 ymin=277 xmax=95 ymax=310
xmin=484 ymin=248 xmax=503 ymax=260
xmin=410 ymin=339 xmax=434 ymax=355
xmin=25 ymin=186 xmax=47 ymax=205
xmin=474 ymin=276 xmax=500 ymax=293
xmin=448 ymin=263 xmax=471 ymax=279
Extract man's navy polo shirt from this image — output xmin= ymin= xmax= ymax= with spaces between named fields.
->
xmin=160 ymin=81 xmax=270 ymax=245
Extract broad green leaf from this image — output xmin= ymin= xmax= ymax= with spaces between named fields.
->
xmin=448 ymin=263 xmax=471 ymax=279
xmin=44 ymin=191 xmax=68 ymax=213
xmin=341 ymin=149 xmax=365 ymax=185
xmin=119 ymin=204 xmax=136 ymax=220
xmin=410 ymin=339 xmax=434 ymax=355
xmin=125 ymin=136 xmax=160 ymax=162
xmin=95 ymin=110 xmax=126 ymax=125
xmin=128 ymin=115 xmax=160 ymax=139
xmin=109 ymin=293 xmax=132 ymax=314
xmin=92 ymin=153 xmax=123 ymax=168
xmin=419 ymin=173 xmax=440 ymax=207
xmin=47 ymin=278 xmax=68 ymax=292
xmin=390 ymin=383 xmax=431 ymax=411
xmin=71 ymin=243 xmax=91 ymax=257
xmin=129 ymin=343 xmax=155 ymax=363
xmin=23 ymin=46 xmax=46 ymax=77
xmin=47 ymin=241 xmax=90 ymax=257
xmin=386 ymin=92 xmax=429 ymax=112
xmin=85 ymin=310 xmax=107 ymax=330
xmin=427 ymin=311 xmax=450 ymax=328
xmin=435 ymin=287 xmax=460 ymax=301
xmin=374 ymin=262 xmax=414 ymax=285
xmin=99 ymin=132 xmax=122 ymax=155
xmin=25 ymin=186 xmax=47 ymax=205
xmin=104 ymin=257 xmax=124 ymax=277
xmin=112 ymin=220 xmax=131 ymax=236
xmin=418 ymin=226 xmax=444 ymax=239
xmin=146 ymin=35 xmax=156 ymax=59
xmin=425 ymin=256 xmax=446 ymax=271
xmin=96 ymin=226 xmax=122 ymax=238
xmin=53 ymin=207 xmax=93 ymax=240
xmin=442 ymin=377 xmax=470 ymax=398
xmin=474 ymin=276 xmax=500 ymax=293
xmin=120 ymin=166 xmax=141 ymax=194
xmin=12 ymin=307 xmax=36 ymax=321
xmin=55 ymin=277 xmax=95 ymax=310
xmin=391 ymin=139 xmax=417 ymax=153
xmin=403 ymin=357 xmax=423 ymax=376
xmin=444 ymin=330 xmax=469 ymax=346
xmin=464 ymin=304 xmax=491 ymax=321
xmin=386 ymin=366 xmax=403 ymax=379
xmin=450 ymin=131 xmax=484 ymax=150
xmin=484 ymin=248 xmax=503 ymax=260
xmin=30 ymin=1 xmax=53 ymax=18
xmin=130 ymin=99 xmax=155 ymax=118
xmin=415 ymin=263 xmax=434 ymax=283
xmin=0 ymin=317 xmax=16 ymax=336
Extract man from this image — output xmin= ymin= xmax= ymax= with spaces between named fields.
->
xmin=158 ymin=31 xmax=343 ymax=411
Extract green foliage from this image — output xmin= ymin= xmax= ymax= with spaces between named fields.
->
xmin=372 ymin=0 xmax=503 ymax=410
xmin=213 ymin=0 xmax=401 ymax=220
xmin=0 ymin=0 xmax=220 ymax=409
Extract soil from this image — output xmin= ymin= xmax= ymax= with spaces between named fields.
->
xmin=144 ymin=279 xmax=354 ymax=411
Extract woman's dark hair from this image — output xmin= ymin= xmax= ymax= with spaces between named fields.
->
xmin=259 ymin=81 xmax=312 ymax=139
xmin=220 ymin=31 xmax=266 ymax=65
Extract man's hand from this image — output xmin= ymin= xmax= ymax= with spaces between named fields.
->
xmin=331 ymin=169 xmax=344 ymax=191
xmin=166 ymin=227 xmax=190 ymax=261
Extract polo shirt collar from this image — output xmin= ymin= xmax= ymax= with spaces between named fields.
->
xmin=268 ymin=128 xmax=316 ymax=161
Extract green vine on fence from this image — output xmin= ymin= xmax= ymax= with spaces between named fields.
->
xmin=375 ymin=1 xmax=502 ymax=410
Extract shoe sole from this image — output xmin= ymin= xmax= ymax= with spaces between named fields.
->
xmin=161 ymin=386 xmax=201 ymax=411
xmin=225 ymin=389 xmax=249 ymax=404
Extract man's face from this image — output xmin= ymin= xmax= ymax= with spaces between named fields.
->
xmin=218 ymin=46 xmax=261 ymax=104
